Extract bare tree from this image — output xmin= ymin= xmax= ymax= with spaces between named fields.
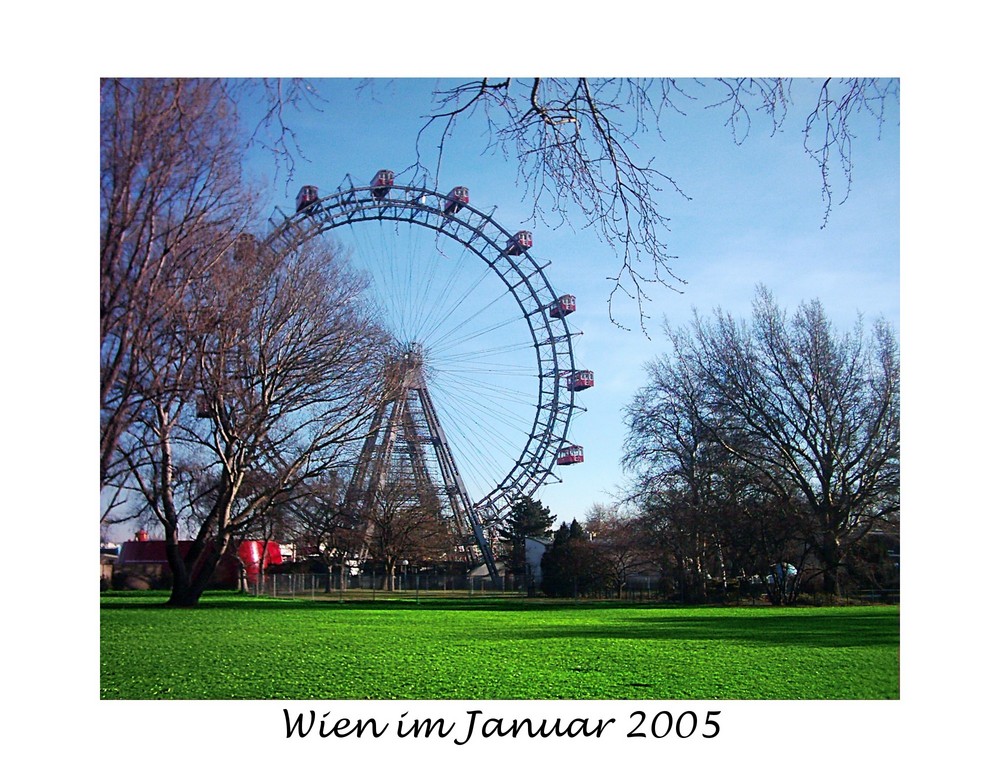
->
xmin=583 ymin=504 xmax=655 ymax=598
xmin=240 ymin=78 xmax=326 ymax=184
xmin=286 ymin=471 xmax=365 ymax=592
xmin=101 ymin=77 xmax=334 ymax=496
xmin=362 ymin=476 xmax=455 ymax=591
xmin=116 ymin=238 xmax=390 ymax=606
xmin=412 ymin=77 xmax=898 ymax=331
xmin=632 ymin=287 xmax=899 ymax=596
xmin=622 ymin=344 xmax=741 ymax=600
xmin=100 ymin=78 xmax=255 ymax=489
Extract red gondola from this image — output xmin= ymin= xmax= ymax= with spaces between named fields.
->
xmin=505 ymin=230 xmax=533 ymax=255
xmin=370 ymin=169 xmax=394 ymax=201
xmin=568 ymin=370 xmax=594 ymax=392
xmin=549 ymin=294 xmax=576 ymax=318
xmin=296 ymin=185 xmax=319 ymax=213
xmin=557 ymin=445 xmax=584 ymax=466
xmin=443 ymin=186 xmax=469 ymax=216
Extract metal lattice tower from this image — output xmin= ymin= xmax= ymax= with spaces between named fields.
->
xmin=346 ymin=343 xmax=496 ymax=574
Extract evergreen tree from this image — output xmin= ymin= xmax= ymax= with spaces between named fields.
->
xmin=497 ymin=497 xmax=554 ymax=585
xmin=540 ymin=520 xmax=609 ymax=598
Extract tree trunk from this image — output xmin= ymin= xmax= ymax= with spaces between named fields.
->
xmin=165 ymin=534 xmax=230 ymax=607
xmin=258 ymin=539 xmax=269 ymax=587
xmin=820 ymin=528 xmax=843 ymax=596
xmin=167 ymin=574 xmax=209 ymax=607
xmin=166 ymin=580 xmax=197 ymax=607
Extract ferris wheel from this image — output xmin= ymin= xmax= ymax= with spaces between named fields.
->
xmin=263 ymin=171 xmax=593 ymax=584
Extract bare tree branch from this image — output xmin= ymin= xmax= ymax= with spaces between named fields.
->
xmin=403 ymin=77 xmax=897 ymax=333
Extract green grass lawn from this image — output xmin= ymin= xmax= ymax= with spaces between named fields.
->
xmin=100 ymin=592 xmax=899 ymax=700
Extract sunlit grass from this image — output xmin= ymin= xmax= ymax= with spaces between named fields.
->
xmin=100 ymin=592 xmax=898 ymax=700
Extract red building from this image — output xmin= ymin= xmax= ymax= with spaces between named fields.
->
xmin=116 ymin=534 xmax=283 ymax=589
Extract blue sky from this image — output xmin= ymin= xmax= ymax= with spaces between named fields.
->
xmin=238 ymin=77 xmax=900 ymax=528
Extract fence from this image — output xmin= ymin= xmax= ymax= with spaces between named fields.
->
xmin=245 ymin=572 xmax=692 ymax=602
xmin=854 ymin=588 xmax=900 ymax=604
xmin=245 ymin=572 xmax=513 ymax=600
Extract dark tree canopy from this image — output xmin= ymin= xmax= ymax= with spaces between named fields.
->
xmin=540 ymin=520 xmax=609 ymax=598
xmin=498 ymin=496 xmax=554 ymax=544
xmin=497 ymin=496 xmax=554 ymax=582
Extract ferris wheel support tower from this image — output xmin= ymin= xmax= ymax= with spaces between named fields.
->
xmin=346 ymin=344 xmax=498 ymax=579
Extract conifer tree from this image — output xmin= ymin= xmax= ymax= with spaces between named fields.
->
xmin=497 ymin=496 xmax=554 ymax=584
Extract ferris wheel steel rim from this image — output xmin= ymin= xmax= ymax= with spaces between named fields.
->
xmin=263 ymin=181 xmax=579 ymax=526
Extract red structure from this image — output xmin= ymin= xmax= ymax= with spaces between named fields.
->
xmin=549 ymin=294 xmax=576 ymax=319
xmin=505 ymin=230 xmax=533 ymax=255
xmin=567 ymin=370 xmax=594 ymax=392
xmin=443 ymin=186 xmax=469 ymax=215
xmin=116 ymin=535 xmax=283 ymax=587
xmin=296 ymin=185 xmax=319 ymax=213
xmin=370 ymin=169 xmax=394 ymax=200
xmin=236 ymin=541 xmax=284 ymax=582
xmin=556 ymin=445 xmax=584 ymax=466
